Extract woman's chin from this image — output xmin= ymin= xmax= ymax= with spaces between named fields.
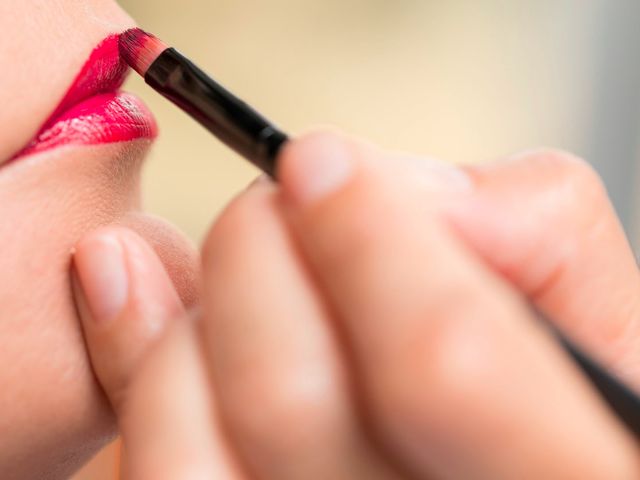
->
xmin=118 ymin=211 xmax=201 ymax=309
xmin=0 ymin=140 xmax=200 ymax=479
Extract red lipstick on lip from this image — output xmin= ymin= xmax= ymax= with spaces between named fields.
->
xmin=12 ymin=34 xmax=157 ymax=160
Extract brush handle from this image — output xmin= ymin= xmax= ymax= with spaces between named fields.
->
xmin=539 ymin=312 xmax=640 ymax=437
xmin=145 ymin=48 xmax=288 ymax=177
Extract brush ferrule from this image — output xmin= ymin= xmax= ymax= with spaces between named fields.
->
xmin=145 ymin=48 xmax=287 ymax=176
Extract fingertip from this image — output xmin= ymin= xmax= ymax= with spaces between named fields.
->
xmin=116 ymin=227 xmax=184 ymax=319
xmin=74 ymin=226 xmax=184 ymax=324
xmin=73 ymin=226 xmax=186 ymax=412
xmin=278 ymin=130 xmax=365 ymax=207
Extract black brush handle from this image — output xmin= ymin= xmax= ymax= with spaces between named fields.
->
xmin=539 ymin=312 xmax=640 ymax=437
xmin=145 ymin=48 xmax=288 ymax=177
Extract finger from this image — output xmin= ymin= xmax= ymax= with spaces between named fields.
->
xmin=120 ymin=320 xmax=243 ymax=480
xmin=278 ymin=132 xmax=640 ymax=479
xmin=72 ymin=226 xmax=186 ymax=412
xmin=440 ymin=151 xmax=640 ymax=382
xmin=74 ymin=227 xmax=242 ymax=479
xmin=200 ymin=179 xmax=401 ymax=480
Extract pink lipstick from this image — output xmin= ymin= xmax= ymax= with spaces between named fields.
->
xmin=12 ymin=34 xmax=157 ymax=160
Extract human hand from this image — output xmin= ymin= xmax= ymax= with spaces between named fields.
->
xmin=74 ymin=132 xmax=640 ymax=479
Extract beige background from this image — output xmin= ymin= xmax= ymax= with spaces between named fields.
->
xmin=74 ymin=1 xmax=613 ymax=478
xmin=121 ymin=1 xmax=599 ymax=244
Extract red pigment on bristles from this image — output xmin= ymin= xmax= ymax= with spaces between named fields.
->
xmin=119 ymin=28 xmax=168 ymax=77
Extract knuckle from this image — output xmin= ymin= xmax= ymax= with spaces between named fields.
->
xmin=514 ymin=149 xmax=612 ymax=230
xmin=525 ymin=149 xmax=608 ymax=208
xmin=222 ymin=366 xmax=339 ymax=455
xmin=376 ymin=326 xmax=494 ymax=429
xmin=371 ymin=291 xmax=519 ymax=441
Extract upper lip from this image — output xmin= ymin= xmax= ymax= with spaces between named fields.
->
xmin=43 ymin=34 xmax=130 ymax=127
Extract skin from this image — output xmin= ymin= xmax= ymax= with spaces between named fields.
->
xmin=0 ymin=1 xmax=197 ymax=479
xmin=75 ymin=132 xmax=640 ymax=479
xmin=4 ymin=1 xmax=640 ymax=478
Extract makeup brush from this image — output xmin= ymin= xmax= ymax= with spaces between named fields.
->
xmin=119 ymin=28 xmax=640 ymax=437
xmin=119 ymin=28 xmax=288 ymax=177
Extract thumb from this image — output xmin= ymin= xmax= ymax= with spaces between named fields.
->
xmin=72 ymin=226 xmax=186 ymax=413
xmin=443 ymin=150 xmax=640 ymax=385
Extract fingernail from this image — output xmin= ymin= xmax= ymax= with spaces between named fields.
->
xmin=73 ymin=233 xmax=129 ymax=323
xmin=284 ymin=135 xmax=354 ymax=205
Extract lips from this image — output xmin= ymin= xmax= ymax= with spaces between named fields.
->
xmin=12 ymin=34 xmax=157 ymax=161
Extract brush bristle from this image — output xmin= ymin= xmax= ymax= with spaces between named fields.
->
xmin=119 ymin=28 xmax=168 ymax=77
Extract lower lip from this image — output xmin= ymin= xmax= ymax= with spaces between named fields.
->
xmin=16 ymin=92 xmax=157 ymax=158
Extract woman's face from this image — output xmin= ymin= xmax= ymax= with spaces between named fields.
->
xmin=0 ymin=1 xmax=198 ymax=478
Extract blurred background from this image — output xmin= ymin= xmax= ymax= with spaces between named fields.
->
xmin=74 ymin=0 xmax=640 ymax=477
